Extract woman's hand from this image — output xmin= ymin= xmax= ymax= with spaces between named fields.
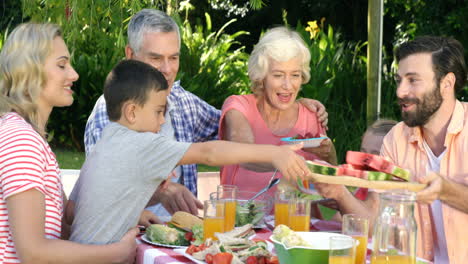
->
xmin=303 ymin=137 xmax=338 ymax=165
xmin=298 ymin=98 xmax=328 ymax=130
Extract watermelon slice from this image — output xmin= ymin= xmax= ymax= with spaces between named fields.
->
xmin=306 ymin=160 xmax=340 ymax=176
xmin=339 ymin=164 xmax=365 ymax=178
xmin=346 ymin=151 xmax=411 ymax=181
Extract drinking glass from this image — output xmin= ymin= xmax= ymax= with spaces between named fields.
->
xmin=288 ymin=198 xmax=310 ymax=231
xmin=216 ymin=185 xmax=237 ymax=232
xmin=274 ymin=189 xmax=295 ymax=227
xmin=342 ymin=214 xmax=369 ymax=264
xmin=329 ymin=236 xmax=357 ymax=264
xmin=203 ymin=199 xmax=225 ymax=240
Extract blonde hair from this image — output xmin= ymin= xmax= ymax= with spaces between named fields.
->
xmin=248 ymin=26 xmax=311 ymax=95
xmin=0 ymin=23 xmax=62 ymax=137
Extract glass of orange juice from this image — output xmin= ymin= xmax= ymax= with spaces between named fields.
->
xmin=274 ymin=190 xmax=295 ymax=227
xmin=329 ymin=236 xmax=357 ymax=264
xmin=203 ymin=199 xmax=225 ymax=240
xmin=342 ymin=214 xmax=369 ymax=264
xmin=288 ymin=198 xmax=310 ymax=231
xmin=216 ymin=185 xmax=237 ymax=232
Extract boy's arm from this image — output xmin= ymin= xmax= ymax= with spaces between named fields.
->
xmin=178 ymin=140 xmax=309 ymax=181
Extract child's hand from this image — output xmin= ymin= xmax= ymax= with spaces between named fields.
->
xmin=138 ymin=210 xmax=163 ymax=227
xmin=273 ymin=143 xmax=310 ymax=181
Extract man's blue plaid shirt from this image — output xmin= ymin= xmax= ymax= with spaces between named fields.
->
xmin=84 ymin=81 xmax=221 ymax=195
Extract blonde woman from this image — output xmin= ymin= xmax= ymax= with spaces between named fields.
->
xmin=219 ymin=26 xmax=337 ymax=197
xmin=0 ymin=23 xmax=137 ymax=263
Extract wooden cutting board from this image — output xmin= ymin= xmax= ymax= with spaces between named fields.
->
xmin=306 ymin=173 xmax=427 ymax=192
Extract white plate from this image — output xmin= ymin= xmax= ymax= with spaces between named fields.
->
xmin=140 ymin=234 xmax=188 ymax=248
xmin=173 ymin=248 xmax=205 ymax=264
xmin=281 ymin=136 xmax=328 ymax=148
xmin=174 ymin=241 xmax=274 ymax=264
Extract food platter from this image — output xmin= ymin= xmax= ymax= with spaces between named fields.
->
xmin=306 ymin=173 xmax=427 ymax=192
xmin=140 ymin=234 xmax=188 ymax=248
xmin=173 ymin=241 xmax=274 ymax=264
xmin=173 ymin=248 xmax=204 ymax=264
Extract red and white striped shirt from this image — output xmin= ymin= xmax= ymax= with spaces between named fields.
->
xmin=0 ymin=112 xmax=63 ymax=263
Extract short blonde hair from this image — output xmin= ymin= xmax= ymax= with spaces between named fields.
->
xmin=248 ymin=26 xmax=311 ymax=95
xmin=0 ymin=23 xmax=62 ymax=137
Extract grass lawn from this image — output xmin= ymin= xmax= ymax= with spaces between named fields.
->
xmin=54 ymin=148 xmax=219 ymax=172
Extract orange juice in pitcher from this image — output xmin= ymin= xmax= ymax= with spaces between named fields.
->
xmin=370 ymin=255 xmax=415 ymax=264
xmin=224 ymin=200 xmax=236 ymax=231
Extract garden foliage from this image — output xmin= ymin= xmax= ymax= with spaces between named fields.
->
xmin=2 ymin=0 xmax=466 ymax=163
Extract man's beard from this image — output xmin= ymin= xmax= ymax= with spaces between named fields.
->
xmin=399 ymin=84 xmax=443 ymax=127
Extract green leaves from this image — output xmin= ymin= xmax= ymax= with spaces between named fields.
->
xmin=178 ymin=13 xmax=250 ymax=109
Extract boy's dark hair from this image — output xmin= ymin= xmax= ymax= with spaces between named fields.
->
xmin=104 ymin=60 xmax=168 ymax=121
xmin=396 ymin=36 xmax=467 ymax=95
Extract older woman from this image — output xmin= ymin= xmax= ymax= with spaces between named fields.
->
xmin=0 ymin=23 xmax=136 ymax=263
xmin=219 ymin=26 xmax=337 ymax=196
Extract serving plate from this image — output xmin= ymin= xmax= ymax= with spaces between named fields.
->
xmin=140 ymin=234 xmax=188 ymax=248
xmin=174 ymin=241 xmax=274 ymax=264
xmin=281 ymin=136 xmax=328 ymax=148
xmin=306 ymin=173 xmax=427 ymax=192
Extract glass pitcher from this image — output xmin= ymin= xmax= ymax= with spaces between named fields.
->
xmin=371 ymin=190 xmax=417 ymax=264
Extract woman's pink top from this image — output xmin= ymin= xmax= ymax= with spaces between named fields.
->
xmin=218 ymin=94 xmax=326 ymax=197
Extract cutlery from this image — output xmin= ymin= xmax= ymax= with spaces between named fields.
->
xmin=248 ymin=178 xmax=280 ymax=202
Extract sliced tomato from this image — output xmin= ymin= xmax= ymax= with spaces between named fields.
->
xmin=252 ymin=238 xmax=266 ymax=243
xmin=198 ymin=243 xmax=207 ymax=251
xmin=246 ymin=256 xmax=257 ymax=264
xmin=184 ymin=231 xmax=193 ymax=241
xmin=186 ymin=245 xmax=197 ymax=255
xmin=258 ymin=256 xmax=266 ymax=264
xmin=205 ymin=253 xmax=214 ymax=264
xmin=268 ymin=256 xmax=279 ymax=264
xmin=213 ymin=252 xmax=233 ymax=264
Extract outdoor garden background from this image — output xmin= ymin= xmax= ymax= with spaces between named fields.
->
xmin=1 ymin=0 xmax=468 ymax=169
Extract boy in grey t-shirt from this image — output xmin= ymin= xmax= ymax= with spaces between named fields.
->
xmin=69 ymin=60 xmax=310 ymax=244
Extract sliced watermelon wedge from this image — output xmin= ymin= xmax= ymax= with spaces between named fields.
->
xmin=346 ymin=151 xmax=411 ymax=181
xmin=306 ymin=160 xmax=340 ymax=176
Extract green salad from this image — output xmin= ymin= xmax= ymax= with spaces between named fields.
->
xmin=235 ymin=201 xmax=266 ymax=227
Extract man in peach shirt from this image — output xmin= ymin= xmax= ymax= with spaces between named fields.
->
xmin=313 ymin=36 xmax=468 ymax=263
xmin=381 ymin=36 xmax=468 ymax=263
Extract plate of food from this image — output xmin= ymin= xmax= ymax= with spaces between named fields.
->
xmin=281 ymin=134 xmax=328 ymax=148
xmin=175 ymin=224 xmax=276 ymax=264
xmin=141 ymin=234 xmax=188 ymax=248
xmin=141 ymin=211 xmax=205 ymax=247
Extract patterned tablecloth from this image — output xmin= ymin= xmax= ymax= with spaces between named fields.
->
xmin=136 ymin=217 xmax=342 ymax=264
xmin=136 ymin=217 xmax=431 ymax=264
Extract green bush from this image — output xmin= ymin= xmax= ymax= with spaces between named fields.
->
xmin=14 ymin=1 xmax=251 ymax=150
xmin=177 ymin=13 xmax=250 ymax=109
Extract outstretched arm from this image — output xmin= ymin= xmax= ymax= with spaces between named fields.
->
xmin=313 ymin=183 xmax=380 ymax=233
xmin=178 ymin=140 xmax=309 ymax=181
xmin=8 ymin=189 xmax=138 ymax=264
xmin=221 ymin=109 xmax=275 ymax=172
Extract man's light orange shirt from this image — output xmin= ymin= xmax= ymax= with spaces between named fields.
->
xmin=381 ymin=100 xmax=468 ymax=263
